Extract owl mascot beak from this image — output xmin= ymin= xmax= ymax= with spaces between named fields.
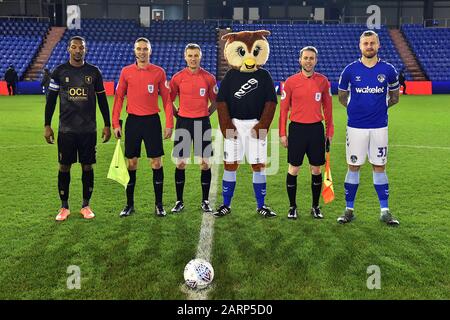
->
xmin=242 ymin=58 xmax=257 ymax=72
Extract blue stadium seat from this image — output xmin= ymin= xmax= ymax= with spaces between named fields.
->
xmin=46 ymin=19 xmax=218 ymax=81
xmin=401 ymin=24 xmax=450 ymax=81
xmin=230 ymin=23 xmax=407 ymax=81
xmin=0 ymin=19 xmax=49 ymax=79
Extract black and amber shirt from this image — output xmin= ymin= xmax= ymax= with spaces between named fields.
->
xmin=49 ymin=62 xmax=105 ymax=133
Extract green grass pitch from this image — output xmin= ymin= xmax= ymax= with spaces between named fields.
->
xmin=0 ymin=94 xmax=449 ymax=299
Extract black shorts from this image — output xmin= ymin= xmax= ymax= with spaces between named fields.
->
xmin=288 ymin=121 xmax=325 ymax=167
xmin=172 ymin=116 xmax=213 ymax=158
xmin=125 ymin=114 xmax=164 ymax=159
xmin=57 ymin=131 xmax=97 ymax=165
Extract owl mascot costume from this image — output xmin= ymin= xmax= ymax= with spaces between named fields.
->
xmin=213 ymin=30 xmax=278 ymax=218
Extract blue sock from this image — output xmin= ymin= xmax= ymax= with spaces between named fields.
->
xmin=344 ymin=170 xmax=360 ymax=209
xmin=222 ymin=170 xmax=236 ymax=207
xmin=253 ymin=171 xmax=266 ymax=209
xmin=373 ymin=172 xmax=389 ymax=210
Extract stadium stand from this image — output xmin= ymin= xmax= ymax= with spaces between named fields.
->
xmin=0 ymin=18 xmax=49 ymax=79
xmin=3 ymin=18 xmax=440 ymax=84
xmin=231 ymin=23 xmax=408 ymax=82
xmin=401 ymin=24 xmax=450 ymax=81
xmin=45 ymin=19 xmax=218 ymax=81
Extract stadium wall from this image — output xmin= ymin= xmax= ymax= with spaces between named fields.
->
xmin=1 ymin=80 xmax=449 ymax=96
xmin=2 ymin=1 xmax=450 ymax=26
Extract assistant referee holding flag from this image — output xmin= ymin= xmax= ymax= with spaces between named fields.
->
xmin=112 ymin=37 xmax=173 ymax=217
xmin=279 ymin=46 xmax=334 ymax=220
xmin=44 ymin=36 xmax=111 ymax=221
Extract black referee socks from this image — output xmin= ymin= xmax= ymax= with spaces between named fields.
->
xmin=311 ymin=173 xmax=323 ymax=208
xmin=201 ymin=168 xmax=212 ymax=201
xmin=175 ymin=168 xmax=185 ymax=202
xmin=286 ymin=173 xmax=297 ymax=208
xmin=126 ymin=170 xmax=137 ymax=206
xmin=153 ymin=167 xmax=164 ymax=205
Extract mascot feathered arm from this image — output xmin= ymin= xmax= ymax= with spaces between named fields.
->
xmin=252 ymin=101 xmax=276 ymax=139
xmin=217 ymin=101 xmax=237 ymax=138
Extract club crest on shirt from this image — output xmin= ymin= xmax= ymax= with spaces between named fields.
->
xmin=315 ymin=92 xmax=321 ymax=101
xmin=148 ymin=84 xmax=154 ymax=93
xmin=281 ymin=90 xmax=286 ymax=100
xmin=65 ymin=77 xmax=70 ymax=83
xmin=213 ymin=85 xmax=219 ymax=95
xmin=200 ymin=88 xmax=206 ymax=97
xmin=85 ymin=76 xmax=92 ymax=84
xmin=377 ymin=74 xmax=386 ymax=83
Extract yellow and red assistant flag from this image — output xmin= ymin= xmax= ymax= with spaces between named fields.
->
xmin=322 ymin=152 xmax=335 ymax=204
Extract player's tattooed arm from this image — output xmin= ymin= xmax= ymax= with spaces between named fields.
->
xmin=388 ymin=89 xmax=400 ymax=108
xmin=338 ymin=89 xmax=349 ymax=107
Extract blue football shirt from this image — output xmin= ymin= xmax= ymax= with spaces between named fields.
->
xmin=338 ymin=58 xmax=399 ymax=129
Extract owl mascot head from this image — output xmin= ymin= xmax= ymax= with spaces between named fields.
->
xmin=222 ymin=30 xmax=271 ymax=73
xmin=217 ymin=30 xmax=277 ymax=141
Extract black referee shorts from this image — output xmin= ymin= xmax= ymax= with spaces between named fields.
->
xmin=172 ymin=116 xmax=213 ymax=158
xmin=288 ymin=121 xmax=325 ymax=167
xmin=124 ymin=114 xmax=164 ymax=159
xmin=57 ymin=131 xmax=97 ymax=165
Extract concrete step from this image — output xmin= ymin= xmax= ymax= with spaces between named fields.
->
xmin=24 ymin=26 xmax=66 ymax=79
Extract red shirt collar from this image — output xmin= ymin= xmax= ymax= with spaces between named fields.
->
xmin=299 ymin=71 xmax=316 ymax=80
xmin=184 ymin=67 xmax=203 ymax=75
xmin=134 ymin=62 xmax=152 ymax=71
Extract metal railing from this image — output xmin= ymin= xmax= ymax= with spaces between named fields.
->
xmin=342 ymin=15 xmax=387 ymax=25
xmin=0 ymin=16 xmax=50 ymax=23
xmin=423 ymin=18 xmax=450 ymax=28
xmin=399 ymin=16 xmax=424 ymax=25
xmin=204 ymin=18 xmax=342 ymax=27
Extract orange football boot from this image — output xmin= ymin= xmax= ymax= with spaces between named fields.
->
xmin=56 ymin=208 xmax=70 ymax=221
xmin=80 ymin=206 xmax=95 ymax=219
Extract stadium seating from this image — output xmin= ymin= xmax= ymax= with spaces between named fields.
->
xmin=0 ymin=18 xmax=49 ymax=79
xmin=4 ymin=18 xmax=443 ymax=84
xmin=45 ymin=19 xmax=218 ymax=81
xmin=231 ymin=23 xmax=408 ymax=82
xmin=401 ymin=24 xmax=450 ymax=81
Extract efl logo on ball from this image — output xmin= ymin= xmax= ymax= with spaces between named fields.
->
xmin=184 ymin=258 xmax=214 ymax=289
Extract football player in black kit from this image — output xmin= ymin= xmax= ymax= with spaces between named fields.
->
xmin=44 ymin=36 xmax=111 ymax=221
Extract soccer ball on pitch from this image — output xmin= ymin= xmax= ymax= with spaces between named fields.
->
xmin=184 ymin=258 xmax=214 ymax=289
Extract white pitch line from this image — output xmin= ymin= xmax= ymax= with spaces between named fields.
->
xmin=390 ymin=144 xmax=450 ymax=151
xmin=2 ymin=142 xmax=450 ymax=151
xmin=331 ymin=142 xmax=450 ymax=151
xmin=0 ymin=143 xmax=115 ymax=149
xmin=186 ymin=162 xmax=219 ymax=300
xmin=0 ymin=144 xmax=53 ymax=149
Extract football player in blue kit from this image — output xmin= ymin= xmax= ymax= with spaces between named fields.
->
xmin=337 ymin=30 xmax=400 ymax=226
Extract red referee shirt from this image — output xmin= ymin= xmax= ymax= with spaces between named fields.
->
xmin=279 ymin=71 xmax=334 ymax=138
xmin=170 ymin=67 xmax=217 ymax=118
xmin=112 ymin=63 xmax=173 ymax=129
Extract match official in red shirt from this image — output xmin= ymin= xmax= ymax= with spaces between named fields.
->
xmin=279 ymin=46 xmax=334 ymax=220
xmin=169 ymin=43 xmax=218 ymax=213
xmin=112 ymin=37 xmax=173 ymax=217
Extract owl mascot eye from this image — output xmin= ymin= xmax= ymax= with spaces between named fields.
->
xmin=217 ymin=30 xmax=277 ymax=140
